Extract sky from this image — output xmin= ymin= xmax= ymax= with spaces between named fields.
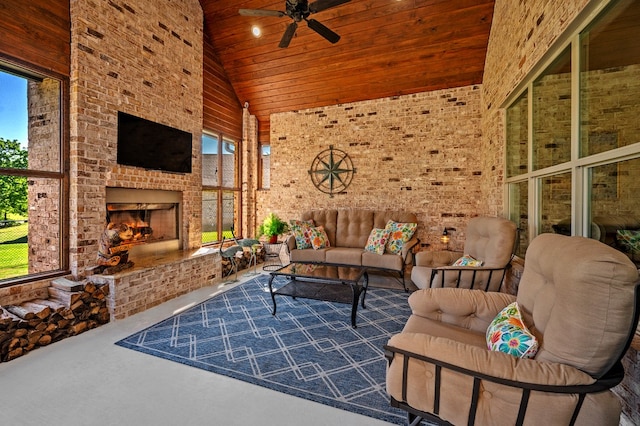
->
xmin=0 ymin=71 xmax=28 ymax=147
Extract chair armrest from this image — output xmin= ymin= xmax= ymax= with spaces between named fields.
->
xmin=415 ymin=250 xmax=462 ymax=267
xmin=430 ymin=263 xmax=513 ymax=292
xmin=401 ymin=237 xmax=420 ymax=265
xmin=386 ymin=332 xmax=597 ymax=389
xmin=285 ymin=235 xmax=296 ymax=252
xmin=408 ymin=288 xmax=516 ymax=330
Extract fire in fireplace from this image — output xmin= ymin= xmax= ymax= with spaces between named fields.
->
xmin=105 ymin=188 xmax=182 ymax=255
xmin=106 ymin=202 xmax=178 ymax=243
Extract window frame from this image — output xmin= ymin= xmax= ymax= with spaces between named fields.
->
xmin=201 ymin=130 xmax=242 ymax=244
xmin=0 ymin=61 xmax=69 ymax=288
xmin=503 ymin=0 xmax=640 ymax=253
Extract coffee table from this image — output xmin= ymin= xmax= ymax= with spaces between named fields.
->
xmin=267 ymin=262 xmax=369 ymax=328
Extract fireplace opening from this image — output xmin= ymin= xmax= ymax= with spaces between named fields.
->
xmin=105 ymin=188 xmax=182 ymax=256
xmin=106 ymin=202 xmax=178 ymax=244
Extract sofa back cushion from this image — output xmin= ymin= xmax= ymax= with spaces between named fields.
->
xmin=300 ymin=209 xmax=418 ymax=249
xmin=301 ymin=210 xmax=338 ymax=247
xmin=517 ymin=233 xmax=638 ymax=378
xmin=335 ymin=210 xmax=374 ymax=248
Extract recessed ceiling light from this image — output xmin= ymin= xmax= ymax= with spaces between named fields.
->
xmin=251 ymin=26 xmax=261 ymax=38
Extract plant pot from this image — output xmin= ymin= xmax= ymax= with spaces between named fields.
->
xmin=268 ymin=235 xmax=278 ymax=244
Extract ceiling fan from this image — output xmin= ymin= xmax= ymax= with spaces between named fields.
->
xmin=239 ymin=0 xmax=351 ymax=48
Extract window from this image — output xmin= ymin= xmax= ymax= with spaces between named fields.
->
xmin=0 ymin=66 xmax=65 ymax=284
xmin=505 ymin=0 xmax=640 ymax=264
xmin=260 ymin=143 xmax=270 ymax=189
xmin=202 ymin=132 xmax=240 ymax=244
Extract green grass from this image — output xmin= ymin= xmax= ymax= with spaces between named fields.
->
xmin=0 ymin=222 xmax=28 ymax=280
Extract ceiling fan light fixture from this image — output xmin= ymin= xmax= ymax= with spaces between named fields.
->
xmin=251 ymin=25 xmax=262 ymax=37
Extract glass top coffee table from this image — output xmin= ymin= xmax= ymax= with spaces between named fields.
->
xmin=267 ymin=262 xmax=369 ymax=328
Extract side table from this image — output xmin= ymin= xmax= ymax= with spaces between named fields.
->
xmin=262 ymin=242 xmax=284 ymax=271
xmin=239 ymin=239 xmax=261 ymax=276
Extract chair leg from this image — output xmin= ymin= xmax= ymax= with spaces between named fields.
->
xmin=408 ymin=413 xmax=423 ymax=426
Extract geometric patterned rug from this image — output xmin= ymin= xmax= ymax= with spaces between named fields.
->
xmin=116 ymin=274 xmax=412 ymax=424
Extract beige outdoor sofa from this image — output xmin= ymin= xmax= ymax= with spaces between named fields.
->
xmin=285 ymin=209 xmax=419 ymax=290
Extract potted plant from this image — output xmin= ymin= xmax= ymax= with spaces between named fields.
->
xmin=257 ymin=213 xmax=289 ymax=243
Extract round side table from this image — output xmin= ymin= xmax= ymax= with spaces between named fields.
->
xmin=262 ymin=242 xmax=284 ymax=271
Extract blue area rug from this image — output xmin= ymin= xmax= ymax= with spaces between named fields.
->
xmin=116 ymin=274 xmax=412 ymax=424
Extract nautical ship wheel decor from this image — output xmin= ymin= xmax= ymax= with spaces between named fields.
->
xmin=308 ymin=145 xmax=355 ymax=197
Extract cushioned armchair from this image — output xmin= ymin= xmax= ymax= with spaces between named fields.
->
xmin=386 ymin=234 xmax=640 ymax=426
xmin=411 ymin=217 xmax=518 ymax=291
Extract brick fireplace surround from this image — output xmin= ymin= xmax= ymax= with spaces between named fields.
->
xmin=0 ymin=0 xmax=222 ymax=320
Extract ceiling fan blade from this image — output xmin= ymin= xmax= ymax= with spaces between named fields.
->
xmin=279 ymin=22 xmax=298 ymax=48
xmin=306 ymin=19 xmax=340 ymax=44
xmin=308 ymin=0 xmax=351 ymax=14
xmin=239 ymin=9 xmax=285 ymax=17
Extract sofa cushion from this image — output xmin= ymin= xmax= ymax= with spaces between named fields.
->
xmin=308 ymin=226 xmax=330 ymax=249
xmin=335 ymin=209 xmax=374 ymax=248
xmin=364 ymin=228 xmax=389 ymax=255
xmin=290 ymin=247 xmax=329 ymax=263
xmin=384 ymin=220 xmax=417 ymax=254
xmin=486 ymin=302 xmax=538 ymax=359
xmin=325 ymin=247 xmax=364 ymax=265
xmin=362 ymin=251 xmax=403 ymax=271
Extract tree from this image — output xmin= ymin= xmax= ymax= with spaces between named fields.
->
xmin=0 ymin=137 xmax=28 ymax=220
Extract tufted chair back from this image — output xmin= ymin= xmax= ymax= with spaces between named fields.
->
xmin=463 ymin=216 xmax=518 ymax=267
xmin=517 ymin=233 xmax=639 ymax=377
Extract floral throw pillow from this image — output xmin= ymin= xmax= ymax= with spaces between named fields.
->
xmin=289 ymin=219 xmax=315 ymax=249
xmin=486 ymin=302 xmax=538 ymax=359
xmin=365 ymin=228 xmax=390 ymax=255
xmin=384 ymin=220 xmax=417 ymax=254
xmin=453 ymin=254 xmax=484 ymax=267
xmin=308 ymin=226 xmax=330 ymax=250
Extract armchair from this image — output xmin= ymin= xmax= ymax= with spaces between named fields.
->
xmin=386 ymin=234 xmax=640 ymax=425
xmin=411 ymin=217 xmax=518 ymax=292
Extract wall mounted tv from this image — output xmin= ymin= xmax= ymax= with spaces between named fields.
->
xmin=117 ymin=111 xmax=192 ymax=173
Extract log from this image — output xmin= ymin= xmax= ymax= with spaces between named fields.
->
xmin=69 ymin=321 xmax=87 ymax=335
xmin=20 ymin=302 xmax=51 ymax=320
xmin=48 ymin=287 xmax=82 ymax=307
xmin=50 ymin=277 xmax=85 ymax=292
xmin=27 ymin=330 xmax=43 ymax=345
xmin=4 ymin=305 xmax=35 ymax=320
xmin=38 ymin=334 xmax=52 ymax=346
xmin=31 ymin=298 xmax=65 ymax=313
xmin=84 ymin=282 xmax=96 ymax=294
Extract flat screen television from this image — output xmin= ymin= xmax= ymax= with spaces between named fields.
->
xmin=117 ymin=111 xmax=192 ymax=173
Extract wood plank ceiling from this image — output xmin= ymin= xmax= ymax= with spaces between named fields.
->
xmin=200 ymin=0 xmax=495 ymax=133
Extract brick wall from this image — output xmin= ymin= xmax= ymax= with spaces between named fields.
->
xmin=258 ymin=86 xmax=484 ymax=250
xmin=69 ymin=0 xmax=204 ymax=276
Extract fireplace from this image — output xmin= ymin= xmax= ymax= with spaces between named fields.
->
xmin=105 ymin=187 xmax=182 ymax=256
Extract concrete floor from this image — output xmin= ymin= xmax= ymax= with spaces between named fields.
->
xmin=0 ymin=271 xmax=395 ymax=426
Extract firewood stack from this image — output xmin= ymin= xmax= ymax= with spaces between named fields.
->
xmin=220 ymin=246 xmax=266 ymax=276
xmin=0 ymin=277 xmax=110 ymax=362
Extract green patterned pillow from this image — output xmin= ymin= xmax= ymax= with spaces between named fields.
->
xmin=289 ymin=219 xmax=315 ymax=249
xmin=308 ymin=226 xmax=330 ymax=250
xmin=486 ymin=302 xmax=538 ymax=359
xmin=453 ymin=254 xmax=484 ymax=267
xmin=617 ymin=229 xmax=640 ymax=253
xmin=384 ymin=220 xmax=417 ymax=254
xmin=364 ymin=228 xmax=390 ymax=255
